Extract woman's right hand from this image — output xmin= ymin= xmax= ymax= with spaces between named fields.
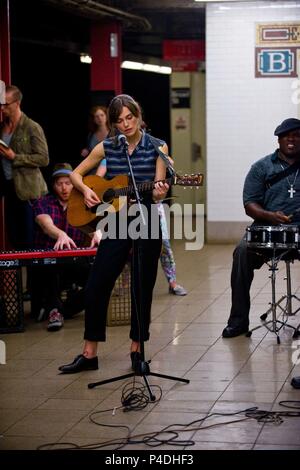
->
xmin=83 ymin=186 xmax=100 ymax=208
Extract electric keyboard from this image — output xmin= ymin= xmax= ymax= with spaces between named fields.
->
xmin=0 ymin=247 xmax=97 ymax=268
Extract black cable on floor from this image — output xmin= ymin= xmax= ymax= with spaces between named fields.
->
xmin=245 ymin=405 xmax=300 ymax=423
xmin=278 ymin=400 xmax=300 ymax=409
xmin=36 ymin=399 xmax=300 ymax=451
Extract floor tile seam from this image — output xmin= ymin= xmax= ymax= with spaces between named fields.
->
xmin=57 ymin=403 xmax=129 ymax=445
xmin=185 ymin=396 xmax=248 ymax=446
xmin=189 ymin=288 xmax=232 ymax=321
xmin=194 ymin=411 xmax=265 ymax=435
xmin=153 ymin=297 xmax=183 ymax=319
xmin=213 ymin=342 xmax=266 ymax=402
xmin=29 ymin=359 xmax=72 ymax=378
xmin=4 ymin=335 xmax=57 ymax=359
xmin=269 ymin=365 xmax=298 ymax=409
xmin=238 ymin=330 xmax=270 ymax=374
xmin=158 ymin=336 xmax=221 ymax=400
xmin=163 ymin=321 xmax=221 ymax=355
xmin=248 ymin=362 xmax=297 ymax=448
xmin=251 ymin=277 xmax=275 ymax=301
xmin=1 ymin=404 xmax=48 ymax=435
xmin=3 ymin=427 xmax=70 ymax=441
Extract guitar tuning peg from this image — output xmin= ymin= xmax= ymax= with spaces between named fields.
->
xmin=183 ymin=186 xmax=186 ymax=190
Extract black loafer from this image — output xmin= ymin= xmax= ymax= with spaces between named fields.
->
xmin=130 ymin=351 xmax=141 ymax=372
xmin=222 ymin=325 xmax=249 ymax=338
xmin=291 ymin=376 xmax=300 ymax=389
xmin=58 ymin=354 xmax=98 ymax=374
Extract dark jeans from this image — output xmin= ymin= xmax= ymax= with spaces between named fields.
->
xmin=31 ymin=262 xmax=91 ymax=318
xmin=84 ymin=237 xmax=162 ymax=342
xmin=227 ymin=238 xmax=265 ymax=329
xmin=3 ymin=180 xmax=35 ymax=295
xmin=3 ymin=180 xmax=34 ymax=250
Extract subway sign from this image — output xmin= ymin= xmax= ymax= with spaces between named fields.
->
xmin=255 ymin=47 xmax=297 ymax=77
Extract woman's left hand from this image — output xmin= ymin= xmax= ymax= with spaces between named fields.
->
xmin=89 ymin=229 xmax=102 ymax=248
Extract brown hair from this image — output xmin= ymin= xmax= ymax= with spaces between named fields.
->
xmin=6 ymin=85 xmax=23 ymax=103
xmin=88 ymin=105 xmax=108 ymax=133
xmin=108 ymin=94 xmax=142 ymax=135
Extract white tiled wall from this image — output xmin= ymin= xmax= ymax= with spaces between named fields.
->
xmin=206 ymin=1 xmax=300 ymax=223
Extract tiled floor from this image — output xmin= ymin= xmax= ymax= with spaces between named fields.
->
xmin=1 ymin=242 xmax=300 ymax=450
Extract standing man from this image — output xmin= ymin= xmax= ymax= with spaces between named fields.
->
xmin=0 ymin=85 xmax=49 ymax=249
xmin=222 ymin=118 xmax=300 ymax=338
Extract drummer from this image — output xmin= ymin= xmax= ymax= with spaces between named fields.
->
xmin=222 ymin=118 xmax=300 ymax=338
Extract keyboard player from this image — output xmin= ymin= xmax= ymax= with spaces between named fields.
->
xmin=31 ymin=163 xmax=100 ymax=331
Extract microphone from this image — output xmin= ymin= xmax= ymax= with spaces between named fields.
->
xmin=117 ymin=134 xmax=128 ymax=147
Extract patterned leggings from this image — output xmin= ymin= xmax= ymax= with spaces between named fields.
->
xmin=157 ymin=202 xmax=176 ymax=284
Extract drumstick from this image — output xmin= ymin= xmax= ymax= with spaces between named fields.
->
xmin=287 ymin=207 xmax=300 ymax=220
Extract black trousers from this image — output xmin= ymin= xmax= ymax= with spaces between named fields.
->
xmin=31 ymin=262 xmax=90 ymax=318
xmin=227 ymin=238 xmax=265 ymax=329
xmin=84 ymin=236 xmax=162 ymax=342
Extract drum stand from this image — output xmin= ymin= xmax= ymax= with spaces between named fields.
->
xmin=246 ymin=249 xmax=300 ymax=344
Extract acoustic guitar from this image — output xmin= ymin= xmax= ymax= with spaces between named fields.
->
xmin=67 ymin=173 xmax=204 ymax=230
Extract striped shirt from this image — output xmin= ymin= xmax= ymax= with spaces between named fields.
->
xmin=103 ymin=131 xmax=165 ymax=183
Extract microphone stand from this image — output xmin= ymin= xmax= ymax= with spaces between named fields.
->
xmin=88 ymin=137 xmax=189 ymax=400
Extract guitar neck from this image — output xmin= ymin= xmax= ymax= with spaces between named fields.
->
xmin=114 ymin=176 xmax=173 ymax=197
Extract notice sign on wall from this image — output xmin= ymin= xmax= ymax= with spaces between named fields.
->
xmin=175 ymin=116 xmax=188 ymax=130
xmin=171 ymin=88 xmax=191 ymax=108
xmin=255 ymin=23 xmax=300 ymax=77
xmin=256 ymin=23 xmax=300 ymax=46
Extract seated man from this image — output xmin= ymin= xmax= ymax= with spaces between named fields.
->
xmin=31 ymin=163 xmax=98 ymax=331
xmin=222 ymin=118 xmax=300 ymax=338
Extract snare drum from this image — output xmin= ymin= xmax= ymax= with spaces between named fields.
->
xmin=246 ymin=225 xmax=299 ymax=249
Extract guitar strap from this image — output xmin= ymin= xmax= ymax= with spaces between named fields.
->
xmin=149 ymin=135 xmax=176 ymax=176
xmin=265 ymin=161 xmax=300 ymax=189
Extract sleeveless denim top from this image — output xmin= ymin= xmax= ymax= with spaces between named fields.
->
xmin=103 ymin=131 xmax=165 ymax=184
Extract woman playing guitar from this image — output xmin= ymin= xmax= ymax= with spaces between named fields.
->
xmin=59 ymin=94 xmax=169 ymax=373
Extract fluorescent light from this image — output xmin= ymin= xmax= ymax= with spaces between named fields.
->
xmin=159 ymin=66 xmax=173 ymax=75
xmin=195 ymin=0 xmax=300 ymax=9
xmin=143 ymin=64 xmax=160 ymax=73
xmin=121 ymin=60 xmax=144 ymax=70
xmin=80 ymin=54 xmax=92 ymax=64
xmin=122 ymin=61 xmax=172 ymax=74
xmin=79 ymin=57 xmax=172 ymax=74
xmin=194 ymin=0 xmax=251 ymax=2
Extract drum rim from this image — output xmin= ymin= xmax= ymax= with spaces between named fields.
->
xmin=247 ymin=242 xmax=298 ymax=248
xmin=247 ymin=225 xmax=299 ymax=232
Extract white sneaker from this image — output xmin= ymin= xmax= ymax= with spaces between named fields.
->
xmin=47 ymin=309 xmax=64 ymax=332
xmin=36 ymin=307 xmax=47 ymax=322
xmin=169 ymin=284 xmax=187 ymax=296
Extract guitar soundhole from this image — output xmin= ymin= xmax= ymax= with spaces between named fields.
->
xmin=103 ymin=188 xmax=116 ymax=203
